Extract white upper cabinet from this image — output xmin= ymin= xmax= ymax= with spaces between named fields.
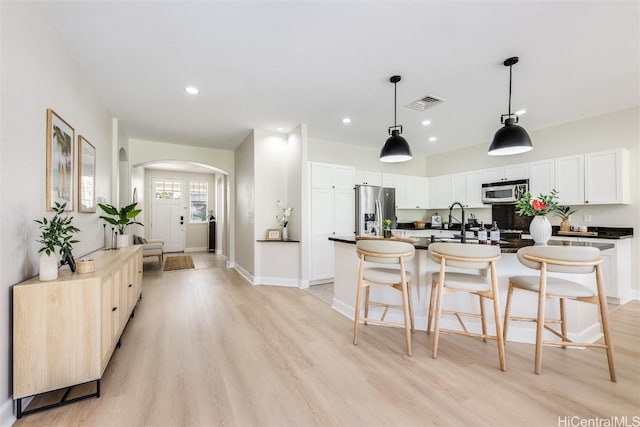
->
xmin=451 ymin=173 xmax=467 ymax=206
xmin=429 ymin=171 xmax=488 ymax=209
xmin=481 ymin=163 xmax=529 ymax=183
xmin=529 ymin=159 xmax=555 ymax=197
xmin=465 ymin=170 xmax=486 ymax=208
xmin=584 ymin=149 xmax=629 ymax=205
xmin=429 ymin=175 xmax=452 ymax=209
xmin=407 ymin=175 xmax=428 ymax=209
xmin=554 ymin=155 xmax=585 ymax=205
xmin=383 ymin=173 xmax=408 ymax=208
xmin=355 ymin=170 xmax=383 ymax=186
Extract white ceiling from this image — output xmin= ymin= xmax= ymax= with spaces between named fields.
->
xmin=40 ymin=1 xmax=639 ymax=158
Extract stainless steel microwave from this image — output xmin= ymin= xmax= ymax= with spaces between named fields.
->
xmin=481 ymin=179 xmax=529 ymax=204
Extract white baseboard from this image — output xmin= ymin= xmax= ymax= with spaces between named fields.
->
xmin=1 ymin=398 xmax=15 ymax=427
xmin=630 ymin=289 xmax=640 ymax=301
xmin=233 ymin=265 xmax=254 ymax=284
xmin=253 ymin=276 xmax=299 ymax=287
xmin=184 ymin=246 xmax=207 ymax=253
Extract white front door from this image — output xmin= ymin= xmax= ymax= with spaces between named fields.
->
xmin=151 ymin=177 xmax=186 ymax=253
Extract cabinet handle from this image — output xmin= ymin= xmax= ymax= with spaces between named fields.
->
xmin=128 ymin=284 xmax=133 ymax=288
xmin=112 ymin=307 xmax=117 ymax=312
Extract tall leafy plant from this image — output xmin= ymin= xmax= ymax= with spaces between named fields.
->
xmin=98 ymin=202 xmax=143 ymax=235
xmin=35 ymin=201 xmax=80 ymax=265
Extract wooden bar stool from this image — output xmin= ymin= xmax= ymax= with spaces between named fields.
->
xmin=427 ymin=243 xmax=505 ymax=371
xmin=353 ymin=238 xmax=415 ymax=356
xmin=504 ymin=246 xmax=616 ymax=381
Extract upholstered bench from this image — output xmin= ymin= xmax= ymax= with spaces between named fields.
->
xmin=133 ymin=236 xmax=164 ymax=266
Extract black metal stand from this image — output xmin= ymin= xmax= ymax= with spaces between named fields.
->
xmin=16 ymin=379 xmax=100 ymax=419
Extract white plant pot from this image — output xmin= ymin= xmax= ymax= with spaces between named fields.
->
xmin=117 ymin=234 xmax=130 ymax=248
xmin=39 ymin=252 xmax=59 ymax=281
xmin=530 ymin=215 xmax=552 ymax=245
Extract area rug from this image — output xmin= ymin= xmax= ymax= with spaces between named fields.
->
xmin=164 ymin=255 xmax=195 ymax=271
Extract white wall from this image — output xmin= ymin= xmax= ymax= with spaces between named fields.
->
xmin=308 ymin=137 xmax=428 ymax=176
xmin=235 ymin=131 xmax=256 ymax=275
xmin=0 ymin=2 xmax=114 ymax=423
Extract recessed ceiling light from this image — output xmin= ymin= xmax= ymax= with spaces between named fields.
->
xmin=184 ymin=86 xmax=199 ymax=95
xmin=342 ymin=118 xmax=351 ymax=124
xmin=421 ymin=120 xmax=432 ymax=126
xmin=515 ymin=108 xmax=527 ymax=116
xmin=277 ymin=127 xmax=284 ymax=131
xmin=429 ymin=136 xmax=437 ymax=142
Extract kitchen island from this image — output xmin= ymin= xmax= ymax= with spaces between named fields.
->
xmin=329 ymin=236 xmax=615 ymax=345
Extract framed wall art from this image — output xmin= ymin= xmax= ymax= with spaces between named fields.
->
xmin=78 ymin=135 xmax=96 ymax=213
xmin=46 ymin=109 xmax=75 ymax=211
xmin=266 ymin=228 xmax=282 ymax=240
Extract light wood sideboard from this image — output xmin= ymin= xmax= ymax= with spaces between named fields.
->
xmin=13 ymin=245 xmax=143 ymax=416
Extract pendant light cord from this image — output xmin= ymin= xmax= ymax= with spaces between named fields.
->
xmin=508 ymin=63 xmax=513 ymax=117
xmin=393 ymin=81 xmax=397 ymax=127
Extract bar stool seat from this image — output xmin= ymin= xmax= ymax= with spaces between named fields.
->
xmin=504 ymin=245 xmax=616 ymax=382
xmin=353 ymin=237 xmax=416 ymax=356
xmin=427 ymin=242 xmax=505 ymax=371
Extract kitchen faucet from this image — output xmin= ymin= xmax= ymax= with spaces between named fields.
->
xmin=448 ymin=201 xmax=467 ymax=243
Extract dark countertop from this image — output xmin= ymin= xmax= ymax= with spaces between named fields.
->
xmin=551 ymin=226 xmax=634 ymax=240
xmin=396 ymin=223 xmax=633 ymax=240
xmin=329 ymin=236 xmax=615 ymax=254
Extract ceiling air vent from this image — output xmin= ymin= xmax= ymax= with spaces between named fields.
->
xmin=406 ymin=95 xmax=446 ymax=111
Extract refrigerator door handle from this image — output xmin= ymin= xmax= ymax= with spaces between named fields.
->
xmin=375 ymin=199 xmax=382 ymax=236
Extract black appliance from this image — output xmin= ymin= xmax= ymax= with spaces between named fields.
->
xmin=208 ymin=218 xmax=216 ymax=252
xmin=491 ymin=204 xmax=531 ymax=237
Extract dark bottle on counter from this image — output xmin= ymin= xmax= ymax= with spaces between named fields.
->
xmin=490 ymin=221 xmax=500 ymax=245
xmin=478 ymin=222 xmax=488 ymax=244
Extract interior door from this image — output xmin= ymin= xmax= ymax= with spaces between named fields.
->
xmin=151 ymin=178 xmax=185 ymax=253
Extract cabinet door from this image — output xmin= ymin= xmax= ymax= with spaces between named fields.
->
xmin=482 ymin=167 xmax=505 ymax=183
xmin=584 ymin=149 xmax=629 ymax=204
xmin=451 ymin=174 xmax=467 ymax=206
xmin=334 ymin=188 xmax=355 ymax=235
xmin=529 ymin=159 xmax=555 ymax=197
xmin=355 ymin=170 xmax=382 ymax=186
xmin=311 ymin=188 xmax=333 ymax=234
xmin=101 ymin=273 xmax=119 ymax=369
xmin=505 ymin=163 xmax=529 ymax=180
xmin=382 ymin=173 xmax=395 ymax=189
xmin=333 ymin=165 xmax=355 ymax=190
xmin=555 ymin=155 xmax=585 ymax=205
xmin=311 ymin=162 xmax=334 ymax=189
xmin=311 ymin=234 xmax=333 ymax=282
xmin=428 ymin=175 xmax=451 ymax=209
xmin=392 ymin=174 xmax=409 ymax=208
xmin=465 ymin=171 xmax=485 ymax=208
xmin=407 ymin=176 xmax=428 ymax=209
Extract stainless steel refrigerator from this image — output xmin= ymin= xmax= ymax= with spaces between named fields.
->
xmin=355 ymin=185 xmax=396 ymax=236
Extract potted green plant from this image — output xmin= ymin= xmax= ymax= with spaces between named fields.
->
xmin=382 ymin=219 xmax=392 ymax=238
xmin=98 ymin=202 xmax=143 ymax=248
xmin=34 ymin=201 xmax=80 ymax=280
xmin=554 ymin=205 xmax=577 ymax=232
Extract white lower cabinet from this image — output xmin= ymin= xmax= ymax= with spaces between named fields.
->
xmin=548 ymin=236 xmax=630 ymax=304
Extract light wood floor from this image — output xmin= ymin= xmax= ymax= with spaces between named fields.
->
xmin=15 ymin=252 xmax=640 ymax=426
